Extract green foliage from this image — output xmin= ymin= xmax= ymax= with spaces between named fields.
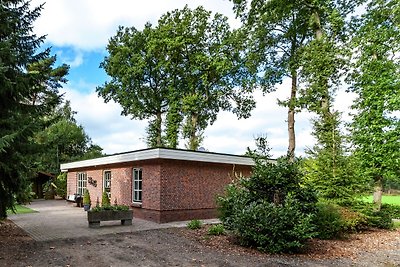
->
xmin=303 ymin=112 xmax=369 ymax=203
xmin=0 ymin=0 xmax=69 ymax=219
xmin=314 ymin=201 xmax=373 ymax=239
xmin=98 ymin=5 xmax=257 ymax=149
xmin=187 ymin=219 xmax=202 ymax=230
xmin=101 ymin=191 xmax=110 ymax=207
xmin=91 ymin=205 xmax=129 ymax=212
xmin=33 ymin=101 xmax=103 ymax=173
xmin=55 ymin=173 xmax=67 ymax=199
xmin=351 ymin=202 xmax=394 ymax=229
xmin=15 ymin=181 xmax=34 ymax=204
xmin=83 ymin=189 xmax=91 ymax=205
xmin=218 ymin=153 xmax=318 ymax=253
xmin=208 ymin=224 xmax=225 ymax=236
xmin=348 ymin=0 xmax=400 ymax=209
xmin=313 ymin=202 xmax=345 ymax=239
xmin=380 ymin=204 xmax=400 ymax=219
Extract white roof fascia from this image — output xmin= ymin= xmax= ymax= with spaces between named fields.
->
xmin=60 ymin=148 xmax=254 ymax=172
xmin=158 ymin=149 xmax=254 ymax=166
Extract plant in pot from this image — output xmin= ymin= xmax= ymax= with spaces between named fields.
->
xmin=87 ymin=193 xmax=132 ymax=228
xmin=83 ymin=189 xmax=91 ymax=211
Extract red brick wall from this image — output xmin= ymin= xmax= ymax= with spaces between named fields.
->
xmin=159 ymin=160 xmax=251 ymax=211
xmin=66 ymin=172 xmax=76 ymax=196
xmin=65 ymin=158 xmax=252 ymax=223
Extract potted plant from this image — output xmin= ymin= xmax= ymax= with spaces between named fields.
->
xmin=87 ymin=205 xmax=132 ymax=228
xmin=83 ymin=189 xmax=91 ymax=211
xmin=102 ymin=191 xmax=110 ymax=207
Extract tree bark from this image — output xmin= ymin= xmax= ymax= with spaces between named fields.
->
xmin=189 ymin=113 xmax=199 ymax=150
xmin=287 ymin=72 xmax=297 ymax=162
xmin=156 ymin=111 xmax=162 ymax=147
xmin=373 ymin=176 xmax=383 ymax=211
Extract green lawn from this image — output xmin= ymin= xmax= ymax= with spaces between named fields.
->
xmin=362 ymin=195 xmax=400 ymax=206
xmin=6 ymin=204 xmax=37 ymax=215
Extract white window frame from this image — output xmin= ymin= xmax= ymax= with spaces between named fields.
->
xmin=103 ymin=170 xmax=111 ymax=199
xmin=77 ymin=172 xmax=87 ymax=195
xmin=132 ymin=168 xmax=142 ymax=203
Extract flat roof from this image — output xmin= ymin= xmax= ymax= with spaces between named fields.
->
xmin=60 ymin=148 xmax=255 ymax=171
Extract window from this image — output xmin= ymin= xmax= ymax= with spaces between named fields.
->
xmin=103 ymin=171 xmax=111 ymax=199
xmin=132 ymin=168 xmax=142 ymax=203
xmin=77 ymin=172 xmax=87 ymax=195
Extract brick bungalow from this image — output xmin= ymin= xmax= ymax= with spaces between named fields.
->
xmin=60 ymin=148 xmax=254 ymax=223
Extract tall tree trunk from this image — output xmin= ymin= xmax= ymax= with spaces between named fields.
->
xmin=188 ymin=113 xmax=199 ymax=150
xmin=373 ymin=176 xmax=383 ymax=211
xmin=156 ymin=111 xmax=162 ymax=147
xmin=287 ymin=72 xmax=297 ymax=162
xmin=313 ymin=10 xmax=331 ymax=116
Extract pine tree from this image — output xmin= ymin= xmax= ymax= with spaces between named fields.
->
xmin=0 ymin=1 xmax=69 ymax=218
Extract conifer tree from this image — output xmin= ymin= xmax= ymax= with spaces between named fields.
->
xmin=0 ymin=1 xmax=69 ymax=218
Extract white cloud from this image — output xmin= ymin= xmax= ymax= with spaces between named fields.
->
xmin=203 ymin=86 xmax=316 ymax=157
xmin=56 ymin=49 xmax=84 ymax=68
xmin=31 ymin=0 xmax=359 ymax=157
xmin=61 ymin=82 xmax=316 ymax=157
xmin=60 ymin=86 xmax=148 ymax=154
xmin=31 ymin=0 xmax=240 ymax=50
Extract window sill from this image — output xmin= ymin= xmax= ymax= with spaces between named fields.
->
xmin=131 ymin=202 xmax=142 ymax=208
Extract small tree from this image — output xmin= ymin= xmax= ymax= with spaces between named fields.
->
xmin=83 ymin=189 xmax=91 ymax=206
xmin=303 ymin=111 xmax=368 ymax=203
xmin=101 ymin=191 xmax=110 ymax=207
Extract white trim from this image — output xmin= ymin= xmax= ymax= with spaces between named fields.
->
xmin=60 ymin=148 xmax=254 ymax=171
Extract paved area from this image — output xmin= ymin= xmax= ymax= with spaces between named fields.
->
xmin=9 ymin=199 xmax=219 ymax=241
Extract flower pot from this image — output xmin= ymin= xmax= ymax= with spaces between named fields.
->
xmin=87 ymin=210 xmax=133 ymax=228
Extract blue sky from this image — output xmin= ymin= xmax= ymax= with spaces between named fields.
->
xmin=30 ymin=0 xmax=355 ymax=157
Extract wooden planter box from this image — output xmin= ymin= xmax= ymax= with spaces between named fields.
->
xmin=87 ymin=210 xmax=133 ymax=228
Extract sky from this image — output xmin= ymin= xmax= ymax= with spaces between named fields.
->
xmin=30 ymin=0 xmax=355 ymax=157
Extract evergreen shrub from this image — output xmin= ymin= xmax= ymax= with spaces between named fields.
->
xmin=102 ymin=191 xmax=110 ymax=207
xmin=218 ymin=156 xmax=318 ymax=253
xmin=83 ymin=189 xmax=91 ymax=205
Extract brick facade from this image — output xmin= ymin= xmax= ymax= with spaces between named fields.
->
xmin=66 ymin=153 xmax=252 ymax=223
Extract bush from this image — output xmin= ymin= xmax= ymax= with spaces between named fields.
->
xmin=187 ymin=219 xmax=202 ymax=229
xmin=314 ymin=201 xmax=369 ymax=239
xmin=55 ymin=173 xmax=67 ymax=199
xmin=381 ymin=204 xmax=400 ymax=219
xmin=339 ymin=206 xmax=368 ymax=232
xmin=102 ymin=191 xmax=110 ymax=207
xmin=208 ymin=224 xmax=225 ymax=236
xmin=314 ymin=202 xmax=345 ymax=239
xmin=218 ymin=156 xmax=318 ymax=253
xmin=351 ymin=201 xmax=394 ymax=229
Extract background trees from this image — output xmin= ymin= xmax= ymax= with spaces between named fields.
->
xmin=231 ymin=0 xmax=311 ymax=160
xmin=97 ymin=23 xmax=170 ymax=147
xmin=0 ymin=0 xmax=69 ymax=218
xmin=33 ymin=101 xmax=103 ymax=173
xmin=348 ymin=0 xmax=400 ymax=209
xmin=98 ymin=5 xmax=257 ymax=150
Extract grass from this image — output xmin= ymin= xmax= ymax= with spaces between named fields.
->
xmin=362 ymin=195 xmax=400 ymax=206
xmin=6 ymin=204 xmax=37 ymax=215
xmin=394 ymin=221 xmax=400 ymax=229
